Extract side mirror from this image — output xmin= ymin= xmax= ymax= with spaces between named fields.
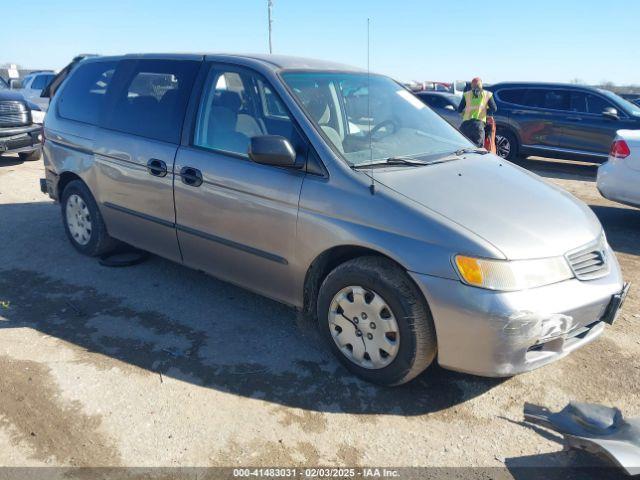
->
xmin=444 ymin=104 xmax=456 ymax=111
xmin=249 ymin=135 xmax=298 ymax=167
xmin=603 ymin=107 xmax=619 ymax=120
xmin=9 ymin=79 xmax=22 ymax=89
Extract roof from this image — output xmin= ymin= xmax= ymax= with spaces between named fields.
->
xmin=210 ymin=54 xmax=365 ymax=71
xmin=489 ymin=81 xmax=602 ymax=92
xmin=415 ymin=91 xmax=459 ymax=98
xmin=83 ymin=53 xmax=365 ymax=72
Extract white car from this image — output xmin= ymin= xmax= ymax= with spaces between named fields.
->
xmin=597 ymin=130 xmax=640 ymax=208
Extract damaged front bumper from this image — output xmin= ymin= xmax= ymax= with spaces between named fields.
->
xmin=0 ymin=124 xmax=42 ymax=155
xmin=410 ymin=252 xmax=626 ymax=377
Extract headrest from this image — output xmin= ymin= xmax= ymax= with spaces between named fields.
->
xmin=209 ymin=106 xmax=237 ymax=131
xmin=305 ymin=91 xmax=331 ymax=124
xmin=215 ymin=90 xmax=242 ymax=112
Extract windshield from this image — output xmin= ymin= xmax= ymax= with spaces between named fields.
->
xmin=282 ymin=72 xmax=471 ymax=166
xmin=0 ymin=78 xmax=7 ymax=90
xmin=599 ymin=89 xmax=640 ymax=117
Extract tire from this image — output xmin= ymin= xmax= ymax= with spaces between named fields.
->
xmin=316 ymin=256 xmax=437 ymax=386
xmin=495 ymin=129 xmax=519 ymax=161
xmin=60 ymin=180 xmax=118 ymax=256
xmin=18 ymin=150 xmax=41 ymax=162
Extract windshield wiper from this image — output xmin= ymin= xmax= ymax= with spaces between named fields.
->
xmin=354 ymin=156 xmax=429 ymax=168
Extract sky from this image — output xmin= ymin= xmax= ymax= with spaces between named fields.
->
xmin=2 ymin=0 xmax=638 ymax=85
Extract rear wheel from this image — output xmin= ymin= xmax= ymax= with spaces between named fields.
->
xmin=61 ymin=180 xmax=118 ymax=256
xmin=317 ymin=256 xmax=437 ymax=386
xmin=495 ymin=129 xmax=518 ymax=160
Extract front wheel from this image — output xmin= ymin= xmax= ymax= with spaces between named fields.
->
xmin=317 ymin=256 xmax=437 ymax=386
xmin=495 ymin=129 xmax=519 ymax=161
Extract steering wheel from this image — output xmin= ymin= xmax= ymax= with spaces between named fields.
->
xmin=370 ymin=119 xmax=398 ymax=139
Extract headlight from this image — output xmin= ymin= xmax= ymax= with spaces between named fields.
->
xmin=31 ymin=110 xmax=46 ymax=124
xmin=454 ymin=255 xmax=573 ymax=291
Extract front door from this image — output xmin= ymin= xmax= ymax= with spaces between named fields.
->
xmin=94 ymin=58 xmax=201 ymax=262
xmin=563 ymin=91 xmax=639 ymax=157
xmin=173 ymin=64 xmax=307 ymax=305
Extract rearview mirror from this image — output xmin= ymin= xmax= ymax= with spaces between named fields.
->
xmin=602 ymin=107 xmax=619 ymax=120
xmin=444 ymin=105 xmax=456 ymax=111
xmin=249 ymin=135 xmax=298 ymax=167
xmin=9 ymin=79 xmax=22 ymax=89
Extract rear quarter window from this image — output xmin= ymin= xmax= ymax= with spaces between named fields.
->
xmin=496 ymin=88 xmax=526 ymax=105
xmin=57 ymin=61 xmax=116 ymax=125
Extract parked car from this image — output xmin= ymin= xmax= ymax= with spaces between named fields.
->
xmin=18 ymin=70 xmax=55 ymax=111
xmin=414 ymin=91 xmax=461 ymax=128
xmin=488 ymin=82 xmax=640 ymax=162
xmin=597 ymin=130 xmax=640 ymax=208
xmin=42 ymin=54 xmax=626 ymax=385
xmin=0 ymin=76 xmax=43 ymax=160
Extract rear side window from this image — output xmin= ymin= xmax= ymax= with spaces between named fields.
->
xmin=522 ymin=89 xmax=546 ymax=108
xmin=58 ymin=61 xmax=116 ymax=125
xmin=104 ymin=60 xmax=200 ymax=143
xmin=497 ymin=88 xmax=526 ymax=105
xmin=31 ymin=74 xmax=54 ymax=90
xmin=521 ymin=89 xmax=570 ymax=110
xmin=542 ymin=90 xmax=570 ymax=110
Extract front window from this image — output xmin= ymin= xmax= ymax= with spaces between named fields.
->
xmin=193 ymin=68 xmax=301 ymax=157
xmin=282 ymin=72 xmax=471 ymax=166
xmin=599 ymin=89 xmax=640 ymax=117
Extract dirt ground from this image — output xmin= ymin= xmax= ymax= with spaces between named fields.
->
xmin=0 ymin=153 xmax=638 ymax=478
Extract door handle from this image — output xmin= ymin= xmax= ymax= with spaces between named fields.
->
xmin=566 ymin=116 xmax=582 ymax=122
xmin=180 ymin=166 xmax=203 ymax=187
xmin=147 ymin=158 xmax=167 ymax=177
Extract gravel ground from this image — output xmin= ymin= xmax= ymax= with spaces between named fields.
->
xmin=0 ymin=153 xmax=638 ymax=478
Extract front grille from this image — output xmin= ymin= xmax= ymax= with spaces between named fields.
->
xmin=0 ymin=101 xmax=30 ymax=127
xmin=566 ymin=238 xmax=610 ymax=280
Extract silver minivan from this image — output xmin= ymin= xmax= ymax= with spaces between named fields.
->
xmin=41 ymin=54 xmax=627 ymax=385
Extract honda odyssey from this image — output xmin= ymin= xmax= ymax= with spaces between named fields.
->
xmin=41 ymin=54 xmax=627 ymax=385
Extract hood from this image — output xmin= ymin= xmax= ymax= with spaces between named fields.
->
xmin=0 ymin=90 xmax=28 ymax=103
xmin=374 ymin=155 xmax=602 ymax=259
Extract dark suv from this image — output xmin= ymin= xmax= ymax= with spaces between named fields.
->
xmin=489 ymin=82 xmax=640 ymax=162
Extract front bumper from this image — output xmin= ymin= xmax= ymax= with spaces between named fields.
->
xmin=0 ymin=124 xmax=42 ymax=155
xmin=410 ymin=249 xmax=626 ymax=377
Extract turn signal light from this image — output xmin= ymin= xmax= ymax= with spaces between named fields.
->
xmin=610 ymin=140 xmax=630 ymax=159
xmin=455 ymin=256 xmax=484 ymax=286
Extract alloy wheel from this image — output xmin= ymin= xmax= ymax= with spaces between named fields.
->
xmin=495 ymin=134 xmax=511 ymax=159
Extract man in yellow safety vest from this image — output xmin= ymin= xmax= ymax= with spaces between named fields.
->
xmin=457 ymin=77 xmax=497 ymax=147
